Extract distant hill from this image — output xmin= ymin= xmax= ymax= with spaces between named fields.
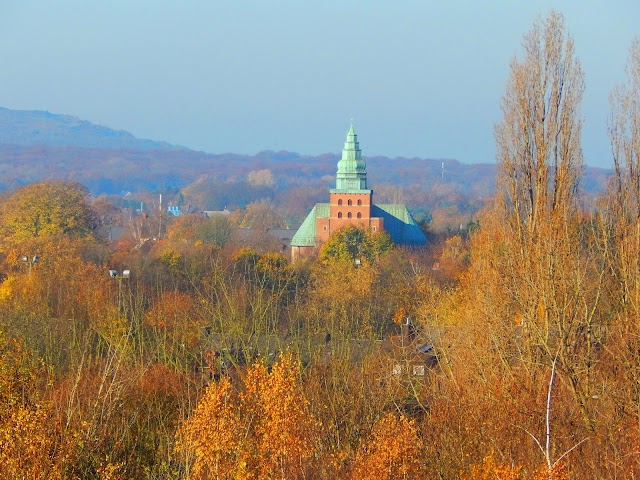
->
xmin=0 ymin=107 xmax=178 ymax=151
xmin=0 ymin=107 xmax=610 ymax=202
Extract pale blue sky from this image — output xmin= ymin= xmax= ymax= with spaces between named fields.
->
xmin=0 ymin=1 xmax=638 ymax=167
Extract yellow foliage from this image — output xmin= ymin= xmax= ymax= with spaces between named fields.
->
xmin=393 ymin=306 xmax=408 ymax=325
xmin=176 ymin=377 xmax=240 ymax=480
xmin=178 ymin=354 xmax=317 ymax=480
xmin=461 ymin=455 xmax=523 ymax=480
xmin=0 ymin=275 xmax=15 ymax=304
xmin=0 ymin=181 xmax=92 ymax=249
xmin=0 ymin=404 xmax=63 ymax=479
xmin=254 ymin=353 xmax=316 ymax=479
xmin=352 ymin=413 xmax=423 ymax=480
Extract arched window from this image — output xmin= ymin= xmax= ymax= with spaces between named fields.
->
xmin=338 ymin=199 xmax=343 ymax=206
xmin=357 ymin=212 xmax=362 ymax=219
xmin=347 ymin=199 xmax=352 ymax=206
xmin=357 ymin=199 xmax=362 ymax=206
xmin=338 ymin=212 xmax=342 ymax=218
xmin=347 ymin=212 xmax=352 ymax=219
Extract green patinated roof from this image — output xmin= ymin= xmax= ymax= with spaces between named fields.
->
xmin=329 ymin=189 xmax=372 ymax=194
xmin=290 ymin=203 xmax=329 ymax=247
xmin=336 ymin=125 xmax=367 ymax=191
xmin=372 ymin=204 xmax=427 ymax=245
xmin=290 ymin=202 xmax=426 ymax=247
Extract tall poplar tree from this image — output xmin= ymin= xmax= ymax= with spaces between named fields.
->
xmin=607 ymin=39 xmax=640 ymax=311
xmin=603 ymin=39 xmax=640 ymax=430
xmin=495 ymin=10 xmax=583 ymax=243
xmin=466 ymin=11 xmax=604 ymax=429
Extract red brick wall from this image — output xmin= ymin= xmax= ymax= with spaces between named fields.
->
xmin=297 ymin=191 xmax=387 ymax=261
xmin=329 ymin=193 xmax=372 ymax=221
xmin=317 ymin=217 xmax=331 ymax=242
xmin=315 ymin=191 xmax=386 ymax=243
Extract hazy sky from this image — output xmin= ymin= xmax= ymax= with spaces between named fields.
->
xmin=1 ymin=1 xmax=638 ymax=167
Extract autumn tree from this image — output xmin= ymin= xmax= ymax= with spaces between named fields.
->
xmin=461 ymin=455 xmax=523 ymax=480
xmin=91 ymin=195 xmax=124 ymax=228
xmin=0 ymin=336 xmax=73 ymax=479
xmin=601 ymin=38 xmax=640 ymax=449
xmin=495 ymin=10 xmax=583 ymax=242
xmin=606 ymin=39 xmax=640 ymax=316
xmin=468 ymin=11 xmax=607 ymax=430
xmin=176 ymin=377 xmax=240 ymax=480
xmin=195 ymin=215 xmax=232 ymax=248
xmin=230 ymin=201 xmax=286 ymax=230
xmin=320 ymin=225 xmax=393 ymax=265
xmin=0 ymin=181 xmax=93 ymax=248
xmin=247 ymin=168 xmax=276 ymax=188
xmin=251 ymin=353 xmax=316 ymax=479
xmin=177 ymin=354 xmax=316 ymax=480
xmin=351 ymin=413 xmax=423 ymax=480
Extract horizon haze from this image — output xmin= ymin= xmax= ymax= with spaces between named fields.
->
xmin=1 ymin=1 xmax=638 ymax=168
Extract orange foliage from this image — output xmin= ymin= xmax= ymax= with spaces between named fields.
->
xmin=0 ymin=404 xmax=64 ymax=480
xmin=176 ymin=377 xmax=240 ymax=480
xmin=0 ymin=338 xmax=74 ymax=479
xmin=177 ymin=353 xmax=317 ymax=480
xmin=144 ymin=290 xmax=198 ymax=329
xmin=352 ymin=413 xmax=423 ymax=480
xmin=461 ymin=455 xmax=523 ymax=480
xmin=253 ymin=353 xmax=316 ymax=479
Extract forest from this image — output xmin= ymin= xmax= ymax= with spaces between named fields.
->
xmin=1 ymin=11 xmax=640 ymax=480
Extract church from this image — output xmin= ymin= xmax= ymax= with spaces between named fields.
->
xmin=291 ymin=125 xmax=426 ymax=260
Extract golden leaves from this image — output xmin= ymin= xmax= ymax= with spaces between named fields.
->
xmin=0 ymin=404 xmax=62 ymax=480
xmin=352 ymin=413 xmax=423 ymax=480
xmin=0 ymin=181 xmax=93 ymax=249
xmin=176 ymin=377 xmax=240 ymax=480
xmin=461 ymin=454 xmax=523 ymax=480
xmin=252 ymin=353 xmax=316 ymax=479
xmin=177 ymin=353 xmax=317 ymax=480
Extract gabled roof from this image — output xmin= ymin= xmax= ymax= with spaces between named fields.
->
xmin=290 ymin=202 xmax=426 ymax=247
xmin=290 ymin=203 xmax=329 ymax=247
xmin=373 ymin=204 xmax=427 ymax=245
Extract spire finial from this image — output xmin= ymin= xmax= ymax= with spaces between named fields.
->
xmin=336 ymin=120 xmax=366 ymax=190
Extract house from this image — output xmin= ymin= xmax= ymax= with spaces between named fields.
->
xmin=386 ymin=317 xmax=438 ymax=378
xmin=291 ymin=124 xmax=426 ymax=260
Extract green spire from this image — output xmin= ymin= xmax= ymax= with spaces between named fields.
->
xmin=335 ymin=123 xmax=367 ymax=190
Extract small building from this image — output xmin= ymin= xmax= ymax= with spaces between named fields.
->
xmin=291 ymin=125 xmax=426 ymax=260
xmin=204 ymin=208 xmax=231 ymax=218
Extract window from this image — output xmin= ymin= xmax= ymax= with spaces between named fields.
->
xmin=347 ymin=212 xmax=352 ymax=218
xmin=392 ymin=364 xmax=403 ymax=376
xmin=347 ymin=199 xmax=352 ymax=206
xmin=357 ymin=199 xmax=362 ymax=206
xmin=372 ymin=226 xmax=377 ymax=232
xmin=338 ymin=199 xmax=342 ymax=206
xmin=338 ymin=212 xmax=342 ymax=218
xmin=413 ymin=365 xmax=426 ymax=376
xmin=323 ymin=226 xmax=327 ymax=231
xmin=357 ymin=212 xmax=361 ymax=219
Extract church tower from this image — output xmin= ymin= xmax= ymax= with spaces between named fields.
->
xmin=290 ymin=124 xmax=426 ymax=261
xmin=316 ymin=124 xmax=383 ymax=242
